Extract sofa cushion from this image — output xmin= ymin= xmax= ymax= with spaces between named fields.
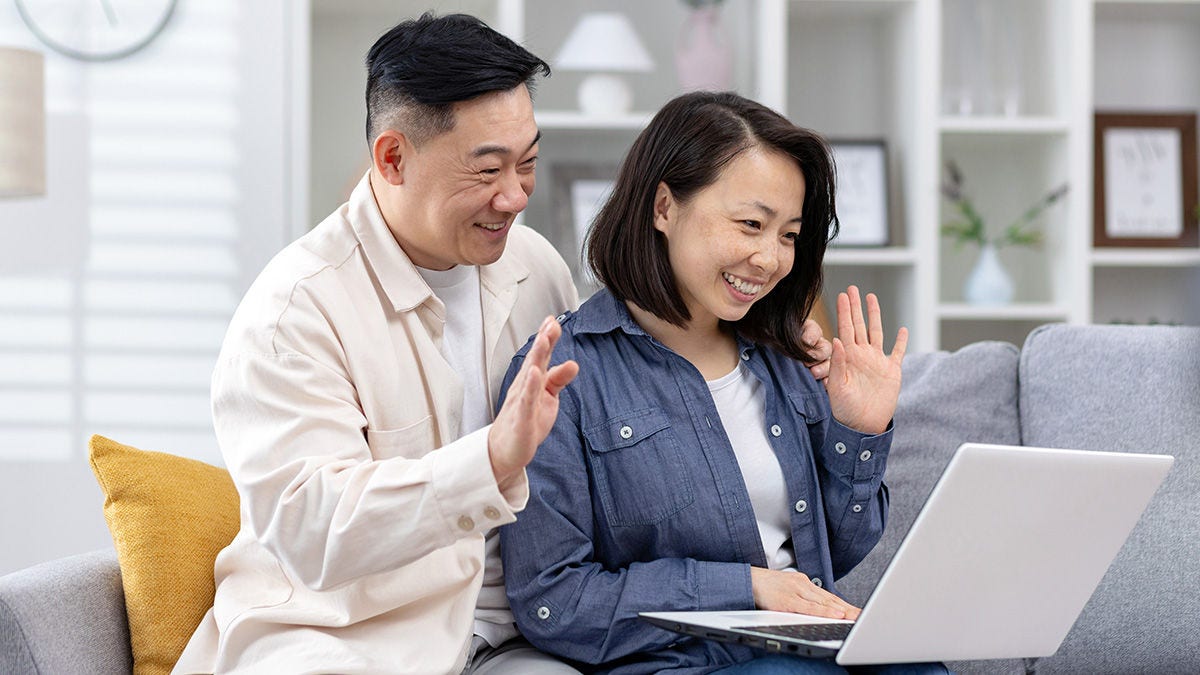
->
xmin=88 ymin=435 xmax=239 ymax=675
xmin=1018 ymin=324 xmax=1200 ymax=674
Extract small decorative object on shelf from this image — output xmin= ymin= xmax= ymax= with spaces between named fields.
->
xmin=941 ymin=160 xmax=1068 ymax=305
xmin=554 ymin=12 xmax=654 ymax=116
xmin=675 ymin=0 xmax=732 ymax=93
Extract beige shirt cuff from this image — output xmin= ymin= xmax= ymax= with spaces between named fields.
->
xmin=429 ymin=425 xmax=529 ymax=538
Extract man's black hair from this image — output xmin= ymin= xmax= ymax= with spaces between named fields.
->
xmin=365 ymin=12 xmax=551 ymax=145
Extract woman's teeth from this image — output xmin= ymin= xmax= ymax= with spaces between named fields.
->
xmin=723 ymin=272 xmax=762 ymax=296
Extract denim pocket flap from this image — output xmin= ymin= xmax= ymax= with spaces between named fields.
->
xmin=585 ymin=407 xmax=671 ymax=452
xmin=788 ymin=391 xmax=828 ymax=423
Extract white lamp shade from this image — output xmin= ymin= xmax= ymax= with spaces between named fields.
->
xmin=0 ymin=47 xmax=46 ymax=198
xmin=554 ymin=12 xmax=654 ymax=73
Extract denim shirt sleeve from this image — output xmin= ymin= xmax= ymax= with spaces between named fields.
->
xmin=806 ymin=395 xmax=893 ymax=580
xmin=497 ymin=355 xmax=754 ymax=666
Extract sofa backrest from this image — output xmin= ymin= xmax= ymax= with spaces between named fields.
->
xmin=1017 ymin=324 xmax=1200 ymax=674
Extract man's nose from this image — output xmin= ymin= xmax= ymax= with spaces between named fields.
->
xmin=492 ymin=172 xmax=529 ymax=213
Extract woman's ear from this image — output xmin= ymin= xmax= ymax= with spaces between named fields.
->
xmin=652 ymin=181 xmax=675 ymax=234
xmin=371 ymin=130 xmax=408 ymax=185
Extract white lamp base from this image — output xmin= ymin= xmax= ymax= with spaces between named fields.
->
xmin=577 ymin=73 xmax=633 ymax=116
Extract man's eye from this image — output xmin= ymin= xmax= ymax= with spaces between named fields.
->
xmin=480 ymin=168 xmax=501 ymax=177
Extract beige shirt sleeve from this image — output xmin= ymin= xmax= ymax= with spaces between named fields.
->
xmin=213 ymin=349 xmax=526 ymax=592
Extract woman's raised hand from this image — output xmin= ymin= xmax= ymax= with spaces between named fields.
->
xmin=825 ymin=286 xmax=907 ymax=435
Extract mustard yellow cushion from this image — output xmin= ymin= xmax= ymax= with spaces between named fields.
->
xmin=88 ymin=434 xmax=239 ymax=675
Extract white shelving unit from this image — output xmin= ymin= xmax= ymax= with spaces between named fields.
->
xmin=306 ymin=0 xmax=1200 ymax=353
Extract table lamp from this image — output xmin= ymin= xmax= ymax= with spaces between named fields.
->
xmin=554 ymin=12 xmax=654 ymax=116
xmin=0 ymin=46 xmax=45 ymax=198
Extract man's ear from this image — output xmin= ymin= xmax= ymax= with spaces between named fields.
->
xmin=652 ymin=181 xmax=675 ymax=234
xmin=372 ymin=130 xmax=408 ymax=185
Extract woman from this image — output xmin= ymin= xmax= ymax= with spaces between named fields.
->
xmin=498 ymin=91 xmax=936 ymax=674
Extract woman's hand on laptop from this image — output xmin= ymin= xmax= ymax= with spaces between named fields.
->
xmin=750 ymin=567 xmax=861 ymax=621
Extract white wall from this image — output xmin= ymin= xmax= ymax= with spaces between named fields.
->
xmin=0 ymin=0 xmax=297 ymax=574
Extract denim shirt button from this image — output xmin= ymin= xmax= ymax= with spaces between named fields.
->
xmin=537 ymin=606 xmax=551 ymax=620
xmin=740 ymin=351 xmax=750 ymax=361
xmin=619 ymin=425 xmax=633 ymax=440
xmin=812 ymin=577 xmax=823 ymax=588
xmin=794 ymin=499 xmax=807 ymax=513
xmin=852 ymin=504 xmax=863 ymax=513
xmin=835 ymin=442 xmax=847 ymax=454
xmin=770 ymin=424 xmax=782 ymax=437
xmin=859 ymin=449 xmax=872 ymax=462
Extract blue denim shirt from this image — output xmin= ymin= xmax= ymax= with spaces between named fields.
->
xmin=499 ymin=289 xmax=891 ymax=674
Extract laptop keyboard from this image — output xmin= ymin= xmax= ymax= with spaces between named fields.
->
xmin=734 ymin=622 xmax=854 ymax=642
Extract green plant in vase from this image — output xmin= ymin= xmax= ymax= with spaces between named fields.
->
xmin=941 ymin=160 xmax=1068 ymax=305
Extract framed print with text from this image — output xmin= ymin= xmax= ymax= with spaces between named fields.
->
xmin=829 ymin=141 xmax=890 ymax=247
xmin=1094 ymin=112 xmax=1198 ymax=248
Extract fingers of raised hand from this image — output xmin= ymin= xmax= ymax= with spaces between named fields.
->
xmin=848 ymin=286 xmax=868 ymax=345
xmin=866 ymin=292 xmax=884 ymax=346
xmin=890 ymin=326 xmax=909 ymax=364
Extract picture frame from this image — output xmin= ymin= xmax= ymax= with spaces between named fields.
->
xmin=829 ymin=140 xmax=890 ymax=247
xmin=1093 ymin=112 xmax=1198 ymax=248
xmin=550 ymin=162 xmax=619 ymax=280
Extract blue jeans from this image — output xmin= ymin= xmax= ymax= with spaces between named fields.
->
xmin=710 ymin=654 xmax=951 ymax=675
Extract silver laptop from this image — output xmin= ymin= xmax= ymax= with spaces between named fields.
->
xmin=640 ymin=442 xmax=1173 ymax=666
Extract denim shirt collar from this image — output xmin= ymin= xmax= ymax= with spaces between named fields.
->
xmin=574 ymin=287 xmax=759 ymax=359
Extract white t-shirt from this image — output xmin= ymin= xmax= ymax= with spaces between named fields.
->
xmin=708 ymin=362 xmax=797 ymax=571
xmin=415 ymin=264 xmax=515 ymax=646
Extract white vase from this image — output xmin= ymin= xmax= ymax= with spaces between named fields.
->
xmin=963 ymin=243 xmax=1014 ymax=305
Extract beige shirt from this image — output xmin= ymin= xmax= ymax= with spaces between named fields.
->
xmin=174 ymin=174 xmax=578 ymax=674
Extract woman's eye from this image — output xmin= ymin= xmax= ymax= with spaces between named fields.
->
xmin=741 ymin=220 xmax=761 ymax=230
xmin=783 ymin=231 xmax=799 ymax=243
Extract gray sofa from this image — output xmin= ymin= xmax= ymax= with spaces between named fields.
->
xmin=2 ymin=324 xmax=1197 ymax=674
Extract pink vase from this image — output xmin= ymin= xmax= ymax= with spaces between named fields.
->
xmin=675 ymin=6 xmax=733 ymax=92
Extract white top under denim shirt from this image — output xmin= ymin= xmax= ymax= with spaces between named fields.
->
xmin=498 ymin=288 xmax=892 ymax=674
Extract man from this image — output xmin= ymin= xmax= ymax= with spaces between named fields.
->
xmin=175 ymin=12 xmax=830 ymax=675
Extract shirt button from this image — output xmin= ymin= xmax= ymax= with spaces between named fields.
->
xmin=852 ymin=504 xmax=863 ymax=513
xmin=859 ymin=450 xmax=872 ymax=462
xmin=484 ymin=506 xmax=501 ymax=520
xmin=457 ymin=515 xmax=475 ymax=531
xmin=740 ymin=351 xmax=750 ymax=361
xmin=537 ymin=606 xmax=551 ymax=620
xmin=794 ymin=499 xmax=807 ymax=513
xmin=812 ymin=577 xmax=823 ymax=588
xmin=619 ymin=425 xmax=633 ymax=440
xmin=555 ymin=313 xmax=566 ymax=323
xmin=770 ymin=424 xmax=782 ymax=437
xmin=835 ymin=442 xmax=847 ymax=454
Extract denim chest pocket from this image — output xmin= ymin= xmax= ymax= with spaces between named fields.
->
xmin=788 ymin=391 xmax=828 ymax=424
xmin=582 ymin=407 xmax=695 ymax=527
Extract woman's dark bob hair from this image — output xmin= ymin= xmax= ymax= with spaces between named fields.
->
xmin=586 ymin=90 xmax=838 ymax=363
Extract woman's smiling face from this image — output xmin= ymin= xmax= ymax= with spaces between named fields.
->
xmin=652 ymin=146 xmax=807 ymax=330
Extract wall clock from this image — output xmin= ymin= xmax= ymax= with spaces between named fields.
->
xmin=15 ymin=0 xmax=178 ymax=62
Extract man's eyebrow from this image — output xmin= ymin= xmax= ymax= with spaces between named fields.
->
xmin=470 ymin=130 xmax=542 ymax=159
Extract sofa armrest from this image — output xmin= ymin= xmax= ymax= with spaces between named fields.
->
xmin=0 ymin=549 xmax=132 ymax=675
